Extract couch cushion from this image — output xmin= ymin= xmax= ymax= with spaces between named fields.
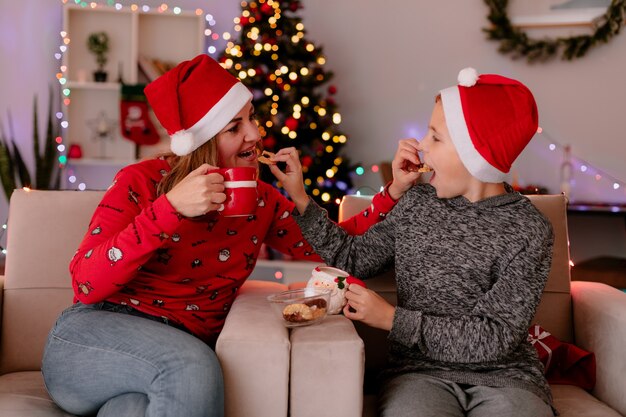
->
xmin=551 ymin=384 xmax=623 ymax=417
xmin=362 ymin=385 xmax=623 ymax=417
xmin=1 ymin=190 xmax=103 ymax=374
xmin=216 ymin=280 xmax=290 ymax=417
xmin=0 ymin=371 xmax=75 ymax=416
xmin=526 ymin=195 xmax=574 ymax=343
xmin=571 ymin=281 xmax=626 ymax=415
xmin=0 ymin=289 xmax=73 ymax=374
xmin=290 ymin=315 xmax=364 ymax=417
xmin=3 ymin=190 xmax=103 ymax=290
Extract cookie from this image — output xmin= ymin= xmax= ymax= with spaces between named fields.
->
xmin=282 ymin=301 xmax=327 ymax=322
xmin=304 ymin=298 xmax=327 ymax=309
xmin=258 ymin=150 xmax=276 ymax=165
xmin=407 ymin=162 xmax=433 ymax=173
xmin=282 ymin=303 xmax=313 ymax=322
xmin=417 ymin=163 xmax=433 ymax=172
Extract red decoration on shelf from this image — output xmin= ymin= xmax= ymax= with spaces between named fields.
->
xmin=68 ymin=143 xmax=83 ymax=159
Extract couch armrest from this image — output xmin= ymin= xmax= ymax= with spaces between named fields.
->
xmin=571 ymin=281 xmax=626 ymax=415
xmin=215 ymin=281 xmax=289 ymax=417
xmin=290 ymin=315 xmax=365 ymax=417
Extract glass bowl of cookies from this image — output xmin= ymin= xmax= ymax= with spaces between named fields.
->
xmin=267 ymin=288 xmax=331 ymax=327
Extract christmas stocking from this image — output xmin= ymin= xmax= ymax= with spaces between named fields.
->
xmin=120 ymin=84 xmax=160 ymax=146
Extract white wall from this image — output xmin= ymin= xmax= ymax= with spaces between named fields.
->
xmin=2 ymin=0 xmax=625 ymax=260
xmin=301 ymin=0 xmax=626 ymax=202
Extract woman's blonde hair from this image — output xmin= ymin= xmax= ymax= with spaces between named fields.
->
xmin=155 ymin=138 xmax=263 ymax=196
xmin=156 ymin=138 xmax=219 ymax=196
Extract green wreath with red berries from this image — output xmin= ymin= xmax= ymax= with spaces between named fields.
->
xmin=483 ymin=0 xmax=626 ymax=62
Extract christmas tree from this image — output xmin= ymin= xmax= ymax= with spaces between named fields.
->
xmin=219 ymin=0 xmax=353 ymax=220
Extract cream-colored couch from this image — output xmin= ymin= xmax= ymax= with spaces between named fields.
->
xmin=2 ymin=190 xmax=625 ymax=417
xmin=0 ymin=189 xmax=298 ymax=417
xmin=301 ymin=194 xmax=625 ymax=417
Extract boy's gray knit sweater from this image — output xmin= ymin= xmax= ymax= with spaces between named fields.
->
xmin=295 ymin=184 xmax=554 ymax=406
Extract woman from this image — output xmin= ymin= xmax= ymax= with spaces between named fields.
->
xmin=41 ymin=54 xmax=402 ymax=417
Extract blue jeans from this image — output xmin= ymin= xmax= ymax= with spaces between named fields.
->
xmin=42 ymin=302 xmax=224 ymax=417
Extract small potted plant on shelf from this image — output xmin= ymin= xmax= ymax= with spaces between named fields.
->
xmin=87 ymin=31 xmax=110 ymax=82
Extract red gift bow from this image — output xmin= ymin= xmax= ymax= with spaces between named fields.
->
xmin=528 ymin=324 xmax=554 ymax=371
xmin=528 ymin=324 xmax=596 ymax=391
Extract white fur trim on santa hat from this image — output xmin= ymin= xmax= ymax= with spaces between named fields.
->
xmin=440 ymin=85 xmax=506 ymax=183
xmin=457 ymin=67 xmax=479 ymax=87
xmin=170 ymin=131 xmax=195 ymax=156
xmin=170 ymin=82 xmax=253 ymax=156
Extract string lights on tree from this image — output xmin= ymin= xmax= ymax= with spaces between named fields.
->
xmin=218 ymin=0 xmax=353 ymax=219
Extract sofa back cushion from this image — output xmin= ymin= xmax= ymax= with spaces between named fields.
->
xmin=524 ymin=194 xmax=572 ymax=342
xmin=339 ymin=193 xmax=573 ymax=380
xmin=0 ymin=190 xmax=104 ymax=374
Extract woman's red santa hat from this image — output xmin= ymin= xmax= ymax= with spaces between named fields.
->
xmin=144 ymin=54 xmax=253 ymax=156
xmin=439 ymin=68 xmax=538 ymax=183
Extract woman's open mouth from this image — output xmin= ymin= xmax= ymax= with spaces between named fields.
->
xmin=237 ymin=147 xmax=257 ymax=161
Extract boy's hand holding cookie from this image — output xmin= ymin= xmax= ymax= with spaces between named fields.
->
xmin=388 ymin=138 xmax=428 ymax=200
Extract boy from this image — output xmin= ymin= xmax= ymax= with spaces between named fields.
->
xmin=270 ymin=68 xmax=555 ymax=416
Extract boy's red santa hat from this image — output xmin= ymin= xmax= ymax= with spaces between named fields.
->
xmin=144 ymin=54 xmax=253 ymax=156
xmin=440 ymin=68 xmax=538 ymax=183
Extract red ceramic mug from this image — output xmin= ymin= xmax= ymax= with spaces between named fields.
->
xmin=210 ymin=167 xmax=258 ymax=217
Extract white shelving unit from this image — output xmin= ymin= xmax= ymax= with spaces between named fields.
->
xmin=61 ymin=3 xmax=206 ymax=189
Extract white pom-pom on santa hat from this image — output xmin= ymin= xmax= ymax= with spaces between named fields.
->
xmin=170 ymin=130 xmax=195 ymax=156
xmin=458 ymin=67 xmax=479 ymax=87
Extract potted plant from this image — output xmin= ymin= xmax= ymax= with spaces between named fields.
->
xmin=87 ymin=31 xmax=110 ymax=82
xmin=0 ymin=87 xmax=62 ymax=203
